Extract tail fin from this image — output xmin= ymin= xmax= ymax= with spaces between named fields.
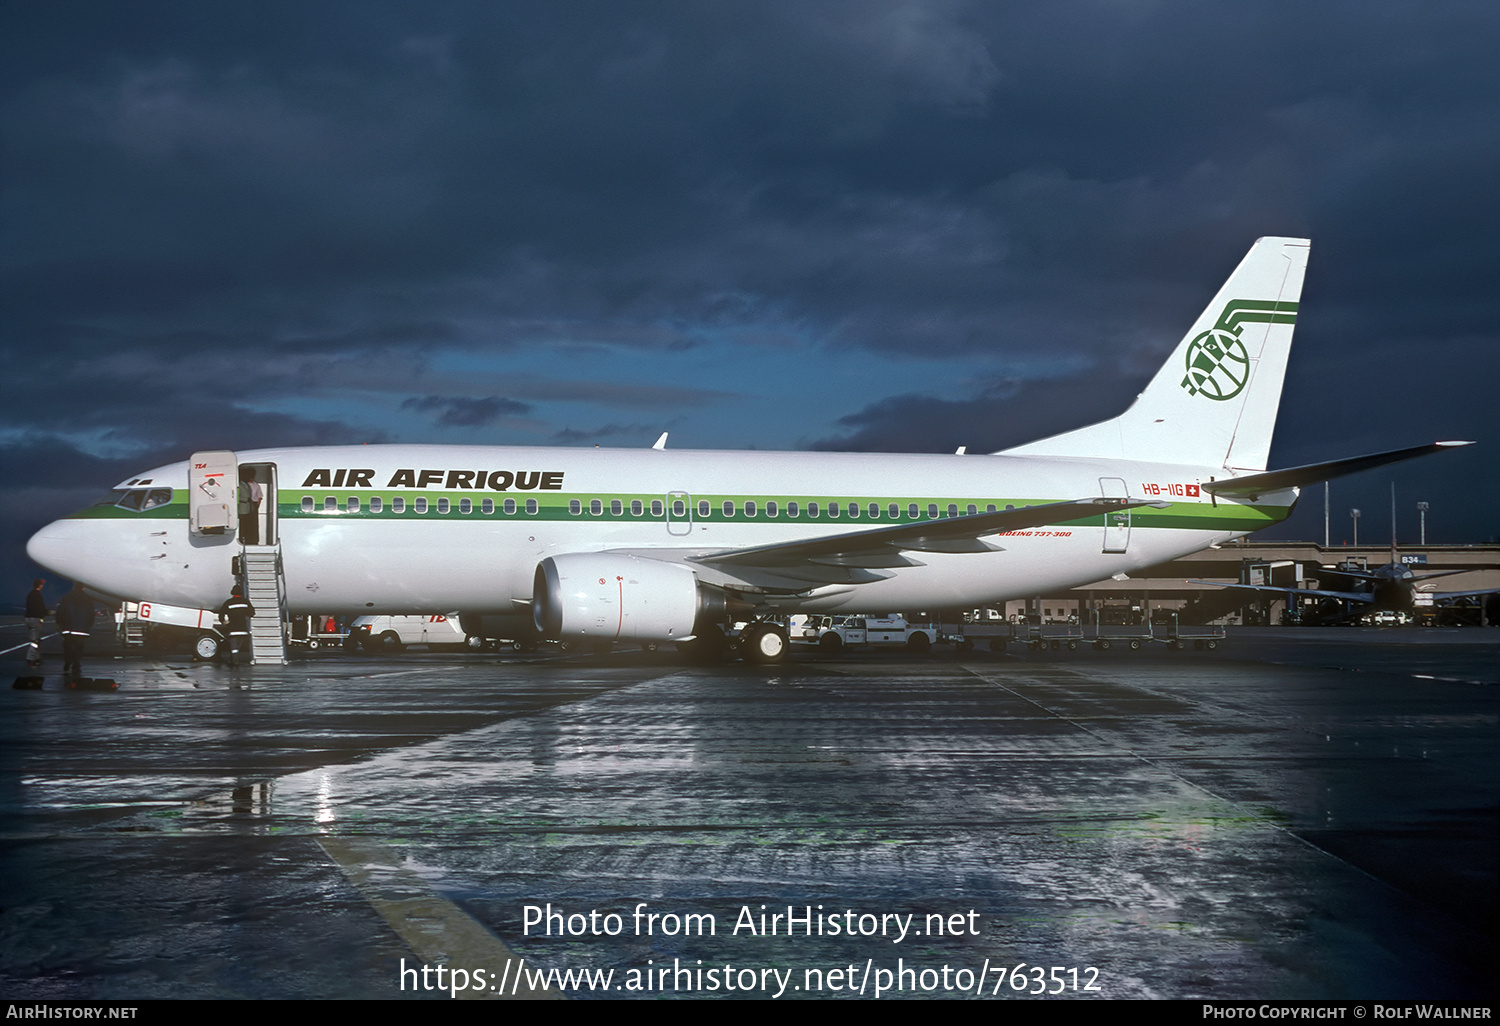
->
xmin=998 ymin=237 xmax=1309 ymax=471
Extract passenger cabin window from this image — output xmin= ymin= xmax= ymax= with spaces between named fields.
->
xmin=928 ymin=503 xmax=939 ymax=519
xmin=787 ymin=501 xmax=799 ymax=517
xmin=301 ymin=496 xmax=314 ymax=513
xmin=887 ymin=502 xmax=899 ymax=519
xmin=766 ymin=500 xmax=778 ymax=517
xmin=590 ymin=499 xmax=603 ymax=515
xmin=347 ymin=497 xmax=360 ymax=513
xmin=744 ymin=500 xmax=757 ymax=517
xmin=650 ymin=500 xmax=663 ymax=517
xmin=846 ymin=502 xmax=858 ymax=518
xmin=370 ymin=497 xmax=382 ymax=513
xmin=481 ymin=498 xmax=493 ymax=514
xmin=392 ymin=497 xmax=405 ymax=513
xmin=503 ymin=498 xmax=516 ymax=515
xmin=827 ymin=502 xmax=839 ymax=517
xmin=697 ymin=499 xmax=710 ymax=517
xmin=525 ymin=498 xmax=538 ymax=515
xmin=324 ymin=497 xmax=337 ymax=512
xmin=612 ymin=499 xmax=624 ymax=516
xmin=867 ymin=502 xmax=879 ymax=518
xmin=808 ymin=501 xmax=820 ymax=517
xmin=569 ymin=499 xmax=582 ymax=515
xmin=414 ymin=497 xmax=428 ymax=514
xmin=722 ymin=500 xmax=735 ymax=516
xmin=947 ymin=503 xmax=959 ymax=518
xmin=671 ymin=499 xmax=685 ymax=517
xmin=437 ymin=498 xmax=450 ymax=514
xmin=631 ymin=500 xmax=643 ymax=516
xmin=967 ymin=504 xmax=977 ymax=516
xmin=908 ymin=503 xmax=919 ymax=519
xmin=460 ymin=498 xmax=472 ymax=514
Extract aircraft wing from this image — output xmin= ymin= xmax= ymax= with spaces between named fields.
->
xmin=696 ymin=497 xmax=1165 ymax=573
xmin=1430 ymin=586 xmax=1500 ymax=602
xmin=1187 ymin=581 xmax=1377 ymax=605
xmin=1203 ymin=440 xmax=1474 ymax=500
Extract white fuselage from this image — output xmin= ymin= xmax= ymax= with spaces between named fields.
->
xmin=27 ymin=443 xmax=1290 ymax=622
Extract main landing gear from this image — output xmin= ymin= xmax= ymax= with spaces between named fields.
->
xmin=738 ymin=622 xmax=790 ymax=665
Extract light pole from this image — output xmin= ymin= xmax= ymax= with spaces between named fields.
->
xmin=1351 ymin=508 xmax=1361 ymax=546
xmin=1417 ymin=501 xmax=1429 ymax=545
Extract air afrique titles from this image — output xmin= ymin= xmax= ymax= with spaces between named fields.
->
xmin=300 ymin=468 xmax=564 ymax=491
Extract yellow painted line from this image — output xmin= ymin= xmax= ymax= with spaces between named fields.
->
xmin=317 ymin=835 xmax=561 ymax=1000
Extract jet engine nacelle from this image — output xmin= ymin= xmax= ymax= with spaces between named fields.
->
xmin=532 ymin=553 xmax=727 ymax=641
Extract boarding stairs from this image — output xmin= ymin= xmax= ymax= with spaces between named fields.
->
xmin=120 ymin=609 xmax=147 ymax=647
xmin=241 ymin=547 xmax=288 ymax=665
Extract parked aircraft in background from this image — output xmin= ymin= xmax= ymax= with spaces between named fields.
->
xmin=1195 ymin=543 xmax=1499 ymax=624
xmin=27 ymin=238 xmax=1473 ymax=662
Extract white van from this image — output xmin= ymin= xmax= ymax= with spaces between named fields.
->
xmin=348 ymin=614 xmax=466 ymax=653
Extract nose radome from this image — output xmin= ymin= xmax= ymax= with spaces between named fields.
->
xmin=26 ymin=519 xmax=96 ymax=585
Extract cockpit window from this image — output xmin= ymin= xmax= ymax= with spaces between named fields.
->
xmin=98 ymin=488 xmax=174 ymax=511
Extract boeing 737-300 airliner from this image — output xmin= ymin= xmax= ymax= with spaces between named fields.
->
xmin=25 ymin=238 xmax=1472 ymax=662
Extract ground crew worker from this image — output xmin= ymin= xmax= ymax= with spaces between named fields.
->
xmin=219 ymin=585 xmax=255 ymax=666
xmin=24 ymin=578 xmax=48 ymax=667
xmin=55 ymin=582 xmax=95 ymax=677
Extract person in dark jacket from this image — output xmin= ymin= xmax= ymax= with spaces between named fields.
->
xmin=55 ymin=582 xmax=95 ymax=677
xmin=24 ymin=578 xmax=48 ymax=667
xmin=219 ymin=585 xmax=255 ymax=666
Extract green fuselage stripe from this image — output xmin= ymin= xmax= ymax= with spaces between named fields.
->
xmin=68 ymin=490 xmax=1289 ymax=533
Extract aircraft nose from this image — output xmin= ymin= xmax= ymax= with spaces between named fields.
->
xmin=26 ymin=518 xmax=96 ymax=584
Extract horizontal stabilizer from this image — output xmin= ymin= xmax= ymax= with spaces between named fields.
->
xmin=1202 ymin=441 xmax=1474 ymax=500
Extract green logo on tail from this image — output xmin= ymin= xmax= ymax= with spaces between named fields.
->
xmin=1181 ymin=300 xmax=1298 ymax=401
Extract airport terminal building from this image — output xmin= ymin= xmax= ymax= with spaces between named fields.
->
xmin=989 ymin=540 xmax=1500 ymax=627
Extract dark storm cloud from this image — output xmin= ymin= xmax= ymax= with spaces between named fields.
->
xmin=3 ymin=0 xmax=1499 ymax=573
xmin=551 ymin=423 xmax=663 ymax=446
xmin=808 ymin=374 xmax=1140 ymax=455
xmin=401 ymin=394 xmax=531 ymax=427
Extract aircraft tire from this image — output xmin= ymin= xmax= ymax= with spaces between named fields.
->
xmin=906 ymin=632 xmax=931 ymax=655
xmin=743 ymin=624 xmax=789 ymax=665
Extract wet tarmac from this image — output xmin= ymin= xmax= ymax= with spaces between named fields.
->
xmin=1 ymin=627 xmax=1495 ymax=1000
